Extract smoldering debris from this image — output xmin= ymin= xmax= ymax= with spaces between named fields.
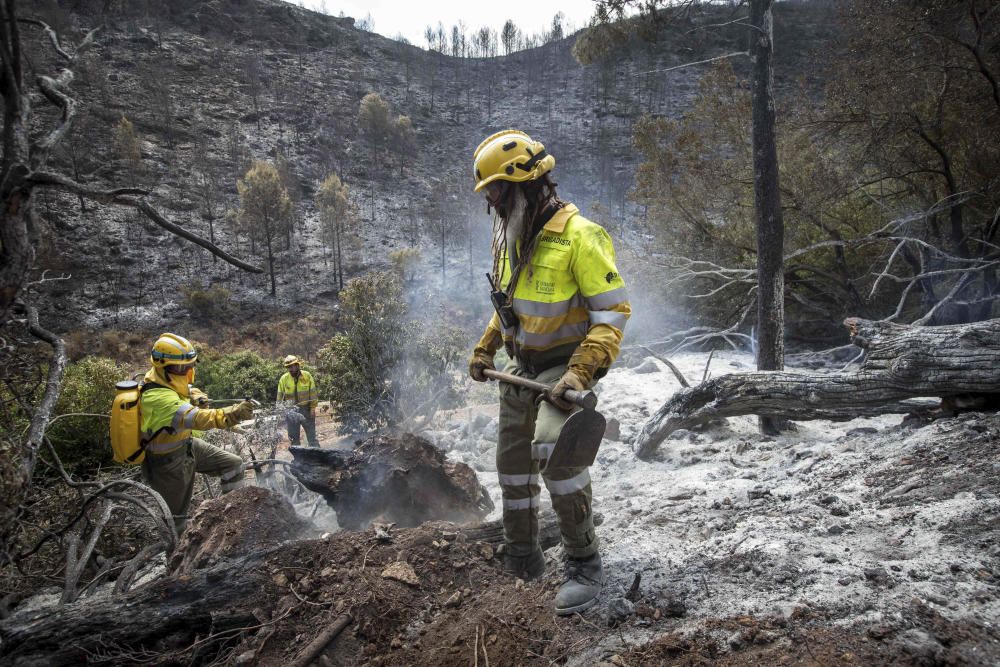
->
xmin=290 ymin=432 xmax=494 ymax=530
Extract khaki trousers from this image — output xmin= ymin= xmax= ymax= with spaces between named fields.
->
xmin=141 ymin=437 xmax=244 ymax=533
xmin=496 ymin=363 xmax=598 ymax=560
xmin=287 ymin=406 xmax=319 ymax=447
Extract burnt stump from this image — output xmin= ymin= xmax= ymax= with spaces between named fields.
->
xmin=290 ymin=433 xmax=494 ymax=529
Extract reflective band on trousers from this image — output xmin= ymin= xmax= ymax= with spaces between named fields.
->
xmin=544 ymin=469 xmax=592 ymax=496
xmin=499 ymin=472 xmax=540 ymax=486
xmin=585 ymin=286 xmax=629 ymax=310
xmin=502 ymin=494 xmax=540 ymax=511
xmin=531 ymin=442 xmax=555 ymax=461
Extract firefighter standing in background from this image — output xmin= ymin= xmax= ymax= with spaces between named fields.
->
xmin=277 ymin=354 xmax=320 ymax=447
xmin=140 ymin=333 xmax=255 ymax=533
xmin=468 ymin=130 xmax=631 ymax=615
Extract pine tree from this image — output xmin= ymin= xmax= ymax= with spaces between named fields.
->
xmin=237 ymin=161 xmax=293 ymax=296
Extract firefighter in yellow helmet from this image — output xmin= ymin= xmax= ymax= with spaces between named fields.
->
xmin=277 ymin=354 xmax=320 ymax=447
xmin=140 ymin=333 xmax=255 ymax=533
xmin=469 ymin=130 xmax=631 ymax=615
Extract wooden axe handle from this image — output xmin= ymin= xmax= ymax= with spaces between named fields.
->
xmin=483 ymin=369 xmax=598 ymax=410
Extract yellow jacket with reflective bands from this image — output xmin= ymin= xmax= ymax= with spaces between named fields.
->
xmin=139 ymin=369 xmax=237 ymax=455
xmin=474 ymin=203 xmax=630 ymax=382
xmin=277 ymin=370 xmax=318 ymax=409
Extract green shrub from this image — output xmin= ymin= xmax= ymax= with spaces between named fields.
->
xmin=392 ymin=323 xmax=465 ymax=423
xmin=48 ymin=357 xmax=132 ymax=470
xmin=389 ymin=247 xmax=420 ymax=283
xmin=318 ymin=272 xmax=404 ymax=431
xmin=182 ymin=284 xmax=232 ymax=322
xmin=196 ymin=350 xmax=284 ymax=405
xmin=317 ymin=271 xmax=465 ymax=432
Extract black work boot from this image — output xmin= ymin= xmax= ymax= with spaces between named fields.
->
xmin=500 ymin=545 xmax=545 ymax=581
xmin=555 ymin=553 xmax=604 ymax=615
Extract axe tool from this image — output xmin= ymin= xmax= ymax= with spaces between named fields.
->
xmin=483 ymin=369 xmax=607 ymax=470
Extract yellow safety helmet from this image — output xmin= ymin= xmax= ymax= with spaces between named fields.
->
xmin=472 ymin=130 xmax=555 ymax=192
xmin=283 ymin=354 xmax=302 ymax=367
xmin=150 ymin=333 xmax=197 ymax=369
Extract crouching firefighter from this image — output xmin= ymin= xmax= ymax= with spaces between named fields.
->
xmin=141 ymin=333 xmax=255 ymax=533
xmin=467 ymin=130 xmax=631 ymax=615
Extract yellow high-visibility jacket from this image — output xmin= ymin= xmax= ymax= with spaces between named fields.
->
xmin=139 ymin=369 xmax=237 ymax=455
xmin=277 ymin=370 xmax=319 ymax=409
xmin=474 ymin=203 xmax=631 ymax=382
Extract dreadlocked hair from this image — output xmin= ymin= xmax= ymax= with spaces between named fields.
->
xmin=490 ymin=174 xmax=564 ymax=289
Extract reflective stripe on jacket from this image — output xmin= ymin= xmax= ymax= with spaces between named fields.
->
xmin=139 ymin=371 xmax=235 ymax=454
xmin=276 ymin=370 xmax=319 ymax=408
xmin=478 ymin=203 xmax=631 ymax=378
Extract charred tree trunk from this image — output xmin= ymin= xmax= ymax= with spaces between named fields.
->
xmin=750 ymin=0 xmax=786 ymax=435
xmin=634 ymin=318 xmax=1000 ymax=460
xmin=0 ymin=546 xmax=274 ymax=665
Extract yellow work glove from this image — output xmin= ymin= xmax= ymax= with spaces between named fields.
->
xmin=468 ymin=352 xmax=495 ymax=382
xmin=549 ymin=370 xmax=585 ymax=412
xmin=223 ymin=400 xmax=255 ymax=426
xmin=189 ymin=387 xmax=210 ymax=408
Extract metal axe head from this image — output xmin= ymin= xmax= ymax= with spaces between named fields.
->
xmin=545 ymin=408 xmax=607 ymax=471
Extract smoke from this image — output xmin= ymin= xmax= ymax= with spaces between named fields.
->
xmin=218 ymin=406 xmax=341 ymax=534
xmin=609 ymin=252 xmax=694 ymax=354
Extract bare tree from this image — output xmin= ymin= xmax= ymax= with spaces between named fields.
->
xmin=242 ymin=51 xmax=264 ymax=131
xmin=424 ymin=178 xmax=460 ymax=286
xmin=275 ymin=152 xmax=302 ymax=250
xmin=316 ymin=172 xmax=352 ymax=289
xmin=391 ymin=115 xmax=417 ymax=177
xmin=501 ymin=19 xmax=519 ymax=56
xmin=549 ymin=11 xmax=565 ymax=42
xmin=193 ymin=135 xmax=221 ymax=261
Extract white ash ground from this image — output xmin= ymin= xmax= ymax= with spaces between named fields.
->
xmin=425 ymin=351 xmax=1000 ymax=655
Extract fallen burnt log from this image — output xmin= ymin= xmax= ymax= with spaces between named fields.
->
xmin=635 ymin=317 xmax=1000 ymax=459
xmin=0 ymin=489 xmax=573 ymax=665
xmin=290 ymin=433 xmax=494 ymax=529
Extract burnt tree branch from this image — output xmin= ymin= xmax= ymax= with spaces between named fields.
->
xmin=29 ymin=171 xmax=263 ymax=273
xmin=1 ymin=303 xmax=69 ymax=561
xmin=634 ymin=317 xmax=1000 ymax=459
